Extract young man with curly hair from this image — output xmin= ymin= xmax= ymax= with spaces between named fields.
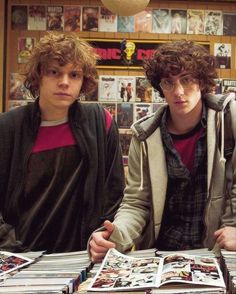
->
xmin=0 ymin=33 xmax=124 ymax=253
xmin=89 ymin=40 xmax=236 ymax=262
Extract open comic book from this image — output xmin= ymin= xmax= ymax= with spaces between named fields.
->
xmin=0 ymin=251 xmax=33 ymax=276
xmin=88 ymin=248 xmax=226 ymax=292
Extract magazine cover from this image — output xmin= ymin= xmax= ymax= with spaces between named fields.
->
xmin=11 ymin=5 xmax=28 ymax=30
xmin=214 ymin=43 xmax=231 ymax=69
xmin=117 ymin=103 xmax=134 ymax=128
xmin=10 ymin=73 xmax=33 ymax=101
xmin=152 ymin=88 xmax=166 ymax=103
xmin=223 ymin=12 xmax=236 ymax=36
xmin=117 ymin=16 xmax=135 ymax=33
xmin=100 ymin=103 xmax=116 ymax=120
xmin=88 ymin=248 xmax=226 ymax=292
xmin=17 ymin=37 xmax=36 ymax=64
xmin=204 ymin=10 xmax=223 ymax=35
xmin=119 ymin=129 xmax=132 ymax=156
xmin=82 ymin=6 xmax=99 ymax=32
xmin=134 ymin=103 xmax=152 ymax=122
xmin=28 ymin=5 xmax=46 ymax=31
xmin=0 ymin=251 xmax=33 ymax=276
xmin=213 ymin=78 xmax=222 ymax=94
xmin=152 ymin=9 xmax=171 ymax=34
xmin=170 ymin=9 xmax=187 ymax=34
xmin=221 ymin=79 xmax=236 ymax=94
xmin=64 ymin=6 xmax=81 ymax=32
xmin=187 ymin=9 xmax=205 ymax=35
xmin=99 ymin=7 xmax=117 ymax=32
xmin=117 ymin=76 xmax=136 ymax=102
xmin=47 ymin=6 xmax=64 ymax=31
xmin=99 ymin=76 xmax=117 ymax=101
xmin=135 ymin=76 xmax=152 ymax=103
xmin=134 ymin=9 xmax=152 ymax=33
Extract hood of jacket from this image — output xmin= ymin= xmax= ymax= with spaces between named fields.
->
xmin=131 ymin=92 xmax=235 ymax=142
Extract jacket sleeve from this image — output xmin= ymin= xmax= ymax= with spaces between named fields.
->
xmin=221 ymin=99 xmax=236 ymax=227
xmin=0 ymin=113 xmax=27 ymax=252
xmin=109 ymin=136 xmax=153 ymax=252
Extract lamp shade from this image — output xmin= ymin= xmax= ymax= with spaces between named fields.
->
xmin=101 ymin=0 xmax=150 ymax=16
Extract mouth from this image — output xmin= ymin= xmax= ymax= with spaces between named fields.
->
xmin=175 ymin=101 xmax=186 ymax=104
xmin=54 ymin=93 xmax=71 ymax=97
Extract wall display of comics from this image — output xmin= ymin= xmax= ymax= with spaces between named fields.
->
xmin=10 ymin=4 xmax=236 ymax=37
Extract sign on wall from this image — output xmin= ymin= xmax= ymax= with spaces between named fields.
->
xmin=86 ymin=39 xmax=210 ymax=69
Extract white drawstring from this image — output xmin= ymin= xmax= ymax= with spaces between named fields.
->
xmin=139 ymin=141 xmax=146 ymax=191
xmin=219 ymin=110 xmax=226 ymax=164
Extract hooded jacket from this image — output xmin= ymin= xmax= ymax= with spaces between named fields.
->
xmin=109 ymin=93 xmax=236 ymax=253
xmin=0 ymin=99 xmax=124 ymax=252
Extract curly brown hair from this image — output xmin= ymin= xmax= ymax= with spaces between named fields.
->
xmin=143 ymin=40 xmax=218 ymax=97
xmin=24 ymin=32 xmax=99 ymax=98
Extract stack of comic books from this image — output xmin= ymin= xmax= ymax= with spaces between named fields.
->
xmin=87 ymin=248 xmax=226 ymax=293
xmin=220 ymin=249 xmax=236 ymax=293
xmin=0 ymin=250 xmax=91 ymax=293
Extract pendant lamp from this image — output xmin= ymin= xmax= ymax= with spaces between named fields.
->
xmin=101 ymin=0 xmax=150 ymax=16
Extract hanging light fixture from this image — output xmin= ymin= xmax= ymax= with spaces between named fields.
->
xmin=101 ymin=0 xmax=150 ymax=16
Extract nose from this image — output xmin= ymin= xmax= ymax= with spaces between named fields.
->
xmin=172 ymin=80 xmax=184 ymax=96
xmin=58 ymin=74 xmax=69 ymax=87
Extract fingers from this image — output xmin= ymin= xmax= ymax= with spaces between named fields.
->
xmin=103 ymin=220 xmax=115 ymax=233
xmin=89 ymin=221 xmax=116 ymax=263
xmin=214 ymin=226 xmax=236 ymax=251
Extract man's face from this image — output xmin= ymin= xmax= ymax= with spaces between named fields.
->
xmin=39 ymin=62 xmax=83 ymax=119
xmin=160 ymin=72 xmax=202 ymax=117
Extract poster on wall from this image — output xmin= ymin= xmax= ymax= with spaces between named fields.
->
xmin=152 ymin=9 xmax=171 ymax=33
xmin=17 ymin=37 xmax=36 ymax=64
xmin=28 ymin=5 xmax=46 ymax=31
xmin=64 ymin=6 xmax=81 ymax=32
xmin=214 ymin=43 xmax=231 ymax=69
xmin=187 ymin=9 xmax=205 ymax=34
xmin=11 ymin=5 xmax=28 ymax=30
xmin=170 ymin=9 xmax=187 ymax=34
xmin=88 ymin=39 xmax=209 ymax=69
xmin=99 ymin=7 xmax=117 ymax=32
xmin=204 ymin=10 xmax=223 ymax=35
xmin=47 ymin=6 xmax=64 ymax=31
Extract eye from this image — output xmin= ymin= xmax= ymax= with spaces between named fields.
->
xmin=181 ymin=76 xmax=193 ymax=85
xmin=47 ymin=68 xmax=59 ymax=76
xmin=70 ymin=71 xmax=82 ymax=79
xmin=162 ymin=79 xmax=173 ymax=87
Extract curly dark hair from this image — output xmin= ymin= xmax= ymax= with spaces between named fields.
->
xmin=143 ymin=40 xmax=218 ymax=97
xmin=24 ymin=32 xmax=99 ymax=98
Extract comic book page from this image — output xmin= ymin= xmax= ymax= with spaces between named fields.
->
xmin=88 ymin=249 xmax=226 ymax=292
xmin=0 ymin=251 xmax=33 ymax=276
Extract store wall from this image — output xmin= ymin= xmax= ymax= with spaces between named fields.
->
xmin=5 ymin=0 xmax=236 ymax=111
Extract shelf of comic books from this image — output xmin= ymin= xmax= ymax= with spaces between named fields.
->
xmin=0 ymin=250 xmax=91 ymax=293
xmin=220 ymin=249 xmax=236 ymax=294
xmin=0 ymin=248 xmax=234 ymax=293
